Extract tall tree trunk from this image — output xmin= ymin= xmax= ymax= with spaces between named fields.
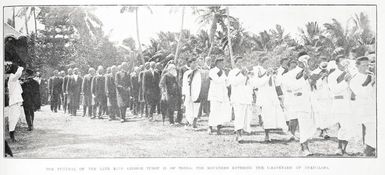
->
xmin=135 ymin=8 xmax=145 ymax=64
xmin=207 ymin=13 xmax=218 ymax=58
xmin=33 ymin=8 xmax=38 ymax=35
xmin=226 ymin=7 xmax=234 ymax=67
xmin=12 ymin=7 xmax=16 ymax=28
xmin=174 ymin=7 xmax=185 ymax=63
xmin=24 ymin=9 xmax=29 ymax=35
xmin=33 ymin=7 xmax=38 ymax=67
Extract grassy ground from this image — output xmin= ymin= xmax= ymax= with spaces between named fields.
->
xmin=5 ymin=105 xmax=367 ymax=158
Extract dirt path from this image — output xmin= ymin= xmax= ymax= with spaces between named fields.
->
xmin=5 ymin=105 xmax=366 ymax=158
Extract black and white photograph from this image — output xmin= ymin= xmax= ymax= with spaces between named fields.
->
xmin=1 ymin=2 xmax=383 ymax=174
xmin=2 ymin=3 xmax=378 ymax=159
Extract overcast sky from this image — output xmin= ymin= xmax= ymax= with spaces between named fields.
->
xmin=4 ymin=5 xmax=376 ymax=46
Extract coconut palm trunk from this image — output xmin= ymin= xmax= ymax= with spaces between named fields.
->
xmin=24 ymin=9 xmax=29 ymax=35
xmin=135 ymin=8 xmax=145 ymax=64
xmin=12 ymin=7 xmax=16 ymax=28
xmin=207 ymin=13 xmax=218 ymax=58
xmin=33 ymin=7 xmax=38 ymax=35
xmin=226 ymin=7 xmax=234 ymax=67
xmin=174 ymin=7 xmax=185 ymax=62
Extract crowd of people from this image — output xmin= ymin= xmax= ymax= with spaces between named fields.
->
xmin=4 ymin=50 xmax=376 ymax=157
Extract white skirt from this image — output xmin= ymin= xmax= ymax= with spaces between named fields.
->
xmin=260 ymin=102 xmax=287 ymax=130
xmin=313 ymin=98 xmax=335 ymax=129
xmin=297 ymin=112 xmax=317 ymax=143
xmin=5 ymin=102 xmax=24 ymax=132
xmin=208 ymin=101 xmax=231 ymax=127
xmin=184 ymin=100 xmax=200 ymax=124
xmin=233 ymin=104 xmax=252 ymax=132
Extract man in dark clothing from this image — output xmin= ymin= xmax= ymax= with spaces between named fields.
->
xmin=91 ymin=66 xmax=107 ymax=119
xmin=130 ymin=66 xmax=140 ymax=116
xmin=143 ymin=62 xmax=159 ymax=120
xmin=138 ymin=65 xmax=146 ymax=117
xmin=154 ymin=62 xmax=163 ymax=115
xmin=115 ymin=62 xmax=131 ymax=122
xmin=48 ymin=70 xmax=61 ymax=112
xmin=62 ymin=68 xmax=73 ymax=114
xmin=40 ymin=78 xmax=48 ymax=106
xmin=159 ymin=64 xmax=180 ymax=125
xmin=67 ymin=68 xmax=83 ymax=116
xmin=81 ymin=68 xmax=95 ymax=117
xmin=58 ymin=71 xmax=65 ymax=111
xmin=106 ymin=66 xmax=119 ymax=120
xmin=21 ymin=69 xmax=41 ymax=131
xmin=5 ymin=140 xmax=13 ymax=157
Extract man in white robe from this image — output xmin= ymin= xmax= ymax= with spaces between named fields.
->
xmin=228 ymin=57 xmax=253 ymax=141
xmin=286 ymin=53 xmax=316 ymax=155
xmin=350 ymin=56 xmax=376 ymax=156
xmin=328 ymin=55 xmax=354 ymax=155
xmin=252 ymin=58 xmax=287 ymax=142
xmin=207 ymin=58 xmax=231 ymax=135
xmin=309 ymin=61 xmax=334 ymax=139
xmin=182 ymin=58 xmax=200 ymax=128
xmin=275 ymin=58 xmax=289 ymax=125
xmin=281 ymin=59 xmax=300 ymax=140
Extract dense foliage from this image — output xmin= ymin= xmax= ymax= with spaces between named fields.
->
xmin=10 ymin=6 xmax=375 ymax=78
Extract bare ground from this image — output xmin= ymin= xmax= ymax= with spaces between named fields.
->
xmin=5 ymin=105 xmax=367 ymax=158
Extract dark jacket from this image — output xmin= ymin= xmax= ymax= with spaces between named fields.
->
xmin=82 ymin=74 xmax=93 ymax=96
xmin=159 ymin=73 xmax=180 ymax=110
xmin=91 ymin=74 xmax=106 ymax=98
xmin=63 ymin=75 xmax=71 ymax=94
xmin=138 ymin=71 xmax=145 ymax=102
xmin=115 ymin=71 xmax=130 ymax=107
xmin=21 ymin=77 xmax=41 ymax=110
xmin=130 ymin=73 xmax=140 ymax=99
xmin=67 ymin=75 xmax=83 ymax=107
xmin=105 ymin=73 xmax=117 ymax=96
xmin=81 ymin=74 xmax=93 ymax=106
xmin=143 ymin=69 xmax=159 ymax=105
xmin=48 ymin=76 xmax=62 ymax=95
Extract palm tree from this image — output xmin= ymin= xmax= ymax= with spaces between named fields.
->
xmin=121 ymin=6 xmax=153 ymax=64
xmin=68 ymin=7 xmax=104 ymax=40
xmin=16 ymin=7 xmax=30 ymax=34
xmin=194 ymin=6 xmax=238 ymax=58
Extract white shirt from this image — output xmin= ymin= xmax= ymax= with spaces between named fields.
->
xmin=8 ymin=67 xmax=24 ymax=106
xmin=327 ymin=68 xmax=350 ymax=98
xmin=73 ymin=74 xmax=79 ymax=82
xmin=208 ymin=67 xmax=229 ymax=102
xmin=228 ymin=68 xmax=253 ymax=104
xmin=34 ymin=77 xmax=42 ymax=85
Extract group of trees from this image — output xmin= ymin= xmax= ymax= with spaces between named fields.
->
xmin=7 ymin=6 xmax=375 ymax=78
